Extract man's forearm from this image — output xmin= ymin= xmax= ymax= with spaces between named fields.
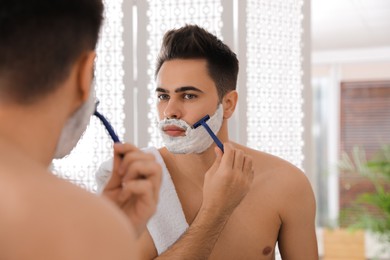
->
xmin=155 ymin=208 xmax=230 ymax=259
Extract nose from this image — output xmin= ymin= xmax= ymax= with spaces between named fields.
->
xmin=163 ymin=100 xmax=182 ymax=119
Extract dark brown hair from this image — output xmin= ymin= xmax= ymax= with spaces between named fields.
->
xmin=155 ymin=25 xmax=239 ymax=101
xmin=0 ymin=0 xmax=104 ymax=104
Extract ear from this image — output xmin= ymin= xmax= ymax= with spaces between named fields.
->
xmin=222 ymin=90 xmax=238 ymax=119
xmin=76 ymin=51 xmax=96 ymax=102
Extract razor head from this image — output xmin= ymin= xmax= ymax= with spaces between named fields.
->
xmin=192 ymin=115 xmax=210 ymax=129
xmin=94 ymin=100 xmax=100 ymax=111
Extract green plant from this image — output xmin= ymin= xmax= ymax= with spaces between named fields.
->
xmin=339 ymin=145 xmax=390 ymax=245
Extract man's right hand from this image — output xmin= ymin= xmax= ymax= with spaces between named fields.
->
xmin=201 ymin=143 xmax=254 ymax=218
xmin=102 ymin=143 xmax=162 ymax=238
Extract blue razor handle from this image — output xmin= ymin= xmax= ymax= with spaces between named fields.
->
xmin=193 ymin=115 xmax=224 ymax=153
xmin=94 ymin=110 xmax=121 ymax=143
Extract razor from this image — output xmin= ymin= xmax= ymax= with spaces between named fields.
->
xmin=94 ymin=101 xmax=121 ymax=143
xmin=193 ymin=115 xmax=224 ymax=153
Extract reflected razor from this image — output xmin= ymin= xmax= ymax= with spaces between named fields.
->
xmin=94 ymin=103 xmax=121 ymax=143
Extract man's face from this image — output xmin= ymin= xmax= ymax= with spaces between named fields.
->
xmin=155 ymin=59 xmax=220 ymax=137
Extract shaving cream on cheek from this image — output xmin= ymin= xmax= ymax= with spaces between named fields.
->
xmin=54 ymin=89 xmax=96 ymax=159
xmin=158 ymin=105 xmax=224 ymax=154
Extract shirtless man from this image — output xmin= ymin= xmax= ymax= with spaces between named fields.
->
xmin=98 ymin=25 xmax=318 ymax=259
xmin=0 ymin=0 xmax=161 ymax=259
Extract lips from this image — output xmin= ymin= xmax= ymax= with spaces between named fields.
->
xmin=163 ymin=125 xmax=186 ymax=137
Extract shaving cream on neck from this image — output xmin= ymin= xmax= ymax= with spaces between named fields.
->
xmin=158 ymin=105 xmax=224 ymax=154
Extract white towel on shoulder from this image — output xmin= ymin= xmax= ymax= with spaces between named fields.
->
xmin=95 ymin=146 xmax=188 ymax=255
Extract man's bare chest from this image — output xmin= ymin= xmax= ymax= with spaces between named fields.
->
xmin=174 ymin=181 xmax=281 ymax=259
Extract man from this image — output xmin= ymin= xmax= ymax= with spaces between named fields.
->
xmin=0 ymin=0 xmax=161 ymax=259
xmin=97 ymin=25 xmax=318 ymax=259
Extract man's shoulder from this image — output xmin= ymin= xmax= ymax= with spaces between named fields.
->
xmin=235 ymin=143 xmax=303 ymax=174
xmin=237 ymin=145 xmax=315 ymax=220
xmin=0 ymin=165 xmax=136 ymax=259
xmin=0 ymin=165 xmax=134 ymax=230
xmin=235 ymin=143 xmax=312 ymax=194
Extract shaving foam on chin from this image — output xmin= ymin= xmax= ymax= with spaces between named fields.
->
xmin=158 ymin=105 xmax=223 ymax=154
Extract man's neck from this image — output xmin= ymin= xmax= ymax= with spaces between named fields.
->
xmin=173 ymin=146 xmax=217 ymax=169
xmin=159 ymin=146 xmax=216 ymax=190
xmin=0 ymin=102 xmax=64 ymax=167
xmin=161 ymin=146 xmax=228 ymax=190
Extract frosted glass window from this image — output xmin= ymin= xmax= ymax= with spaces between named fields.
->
xmin=246 ymin=0 xmax=304 ymax=168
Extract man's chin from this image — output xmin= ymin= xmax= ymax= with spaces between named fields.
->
xmin=163 ymin=144 xmax=210 ymax=155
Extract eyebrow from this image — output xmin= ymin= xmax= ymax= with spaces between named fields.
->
xmin=155 ymin=86 xmax=204 ymax=93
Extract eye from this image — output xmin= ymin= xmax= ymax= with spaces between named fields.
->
xmin=183 ymin=93 xmax=197 ymax=100
xmin=157 ymin=93 xmax=170 ymax=101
